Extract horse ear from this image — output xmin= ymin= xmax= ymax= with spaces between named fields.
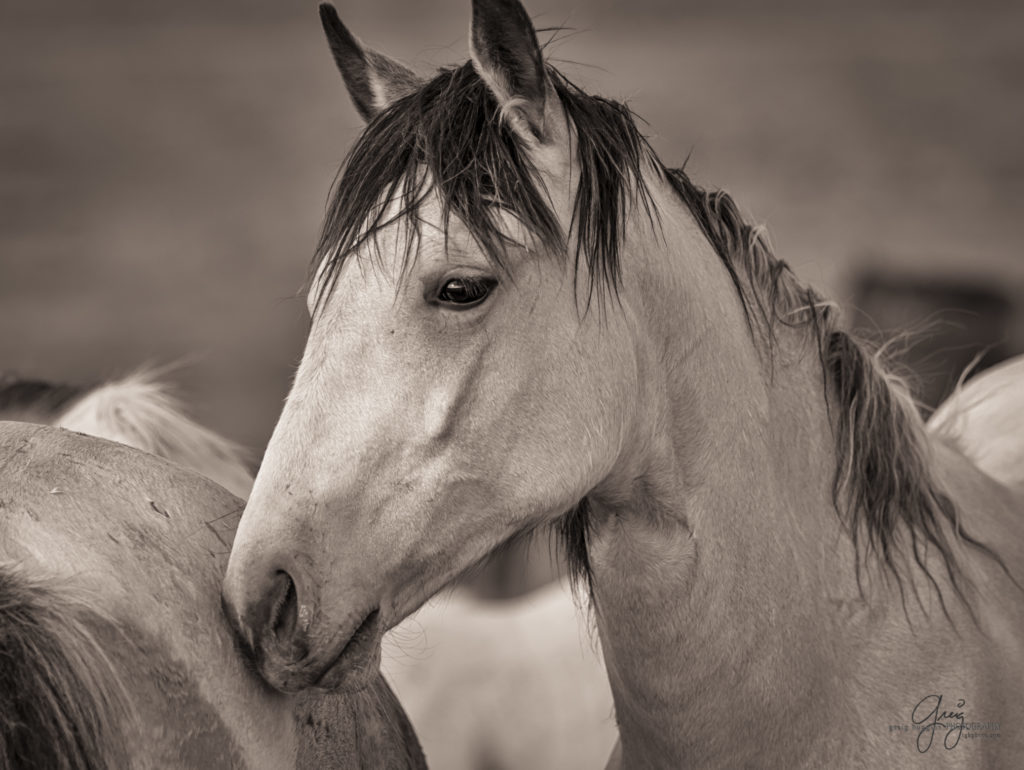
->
xmin=469 ymin=0 xmax=549 ymax=140
xmin=319 ymin=4 xmax=421 ymax=122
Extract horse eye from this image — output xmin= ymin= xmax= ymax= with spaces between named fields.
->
xmin=437 ymin=277 xmax=495 ymax=307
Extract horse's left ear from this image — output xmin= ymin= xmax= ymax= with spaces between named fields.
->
xmin=319 ymin=4 xmax=421 ymax=122
xmin=470 ymin=0 xmax=549 ymax=141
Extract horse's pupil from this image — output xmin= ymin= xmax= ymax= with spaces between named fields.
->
xmin=442 ymin=278 xmax=485 ymax=304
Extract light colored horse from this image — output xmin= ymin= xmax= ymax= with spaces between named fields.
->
xmin=0 ymin=421 xmax=424 ymax=768
xmin=928 ymin=355 xmax=1024 ymax=494
xmin=384 ymin=580 xmax=616 ymax=770
xmin=223 ymin=2 xmax=1024 ymax=766
xmin=0 ymin=369 xmax=253 ymax=498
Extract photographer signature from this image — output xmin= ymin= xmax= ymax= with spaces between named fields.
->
xmin=911 ymin=694 xmax=965 ymax=753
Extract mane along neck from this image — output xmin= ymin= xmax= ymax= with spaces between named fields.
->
xmin=565 ymin=163 xmax=994 ymax=611
xmin=674 ymin=169 xmax=1007 ymax=607
xmin=579 ymin=178 xmax=842 ymax=764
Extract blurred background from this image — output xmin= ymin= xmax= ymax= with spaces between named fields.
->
xmin=2 ymin=0 xmax=1022 ymax=457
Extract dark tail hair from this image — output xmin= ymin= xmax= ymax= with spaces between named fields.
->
xmin=0 ymin=562 xmax=132 ymax=770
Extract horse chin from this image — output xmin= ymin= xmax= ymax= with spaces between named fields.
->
xmin=310 ymin=641 xmax=382 ymax=693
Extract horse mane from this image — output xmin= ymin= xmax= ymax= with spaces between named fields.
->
xmin=665 ymin=171 xmax=1011 ymax=609
xmin=0 ymin=562 xmax=133 ymax=770
xmin=314 ymin=54 xmax=995 ymax=609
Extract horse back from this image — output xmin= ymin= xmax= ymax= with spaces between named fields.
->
xmin=0 ymin=422 xmax=424 ymax=769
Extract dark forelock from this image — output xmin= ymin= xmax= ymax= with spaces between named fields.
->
xmin=312 ymin=61 xmax=656 ymax=312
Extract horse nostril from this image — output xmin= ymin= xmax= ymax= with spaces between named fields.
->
xmin=223 ymin=566 xmax=311 ymax=671
xmin=265 ymin=571 xmax=309 ymax=662
xmin=270 ymin=571 xmax=299 ymax=646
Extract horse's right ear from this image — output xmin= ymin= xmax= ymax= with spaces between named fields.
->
xmin=470 ymin=0 xmax=549 ymax=141
xmin=318 ymin=4 xmax=421 ymax=122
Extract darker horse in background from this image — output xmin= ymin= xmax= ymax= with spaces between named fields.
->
xmin=0 ymin=418 xmax=423 ymax=768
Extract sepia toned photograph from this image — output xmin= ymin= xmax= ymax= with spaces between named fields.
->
xmin=1 ymin=1 xmax=1021 ymax=767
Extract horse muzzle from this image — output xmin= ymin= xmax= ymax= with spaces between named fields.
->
xmin=222 ymin=563 xmax=383 ymax=694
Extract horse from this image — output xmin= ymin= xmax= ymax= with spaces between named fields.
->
xmin=222 ymin=2 xmax=1024 ymax=766
xmin=384 ymin=579 xmax=616 ymax=769
xmin=0 ymin=369 xmax=253 ymax=499
xmin=0 ymin=420 xmax=424 ymax=769
xmin=928 ymin=355 xmax=1024 ymax=494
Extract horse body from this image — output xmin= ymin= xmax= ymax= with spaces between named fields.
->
xmin=223 ymin=1 xmax=1024 ymax=766
xmin=0 ymin=421 xmax=423 ymax=769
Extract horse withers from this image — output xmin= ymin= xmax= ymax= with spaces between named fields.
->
xmin=0 ymin=421 xmax=423 ymax=769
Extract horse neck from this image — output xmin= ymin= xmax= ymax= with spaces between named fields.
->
xmin=585 ymin=183 xmax=864 ymax=765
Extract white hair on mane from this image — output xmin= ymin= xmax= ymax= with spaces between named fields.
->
xmin=55 ymin=369 xmax=253 ymax=499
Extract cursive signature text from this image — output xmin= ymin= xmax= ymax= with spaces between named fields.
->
xmin=911 ymin=694 xmax=965 ymax=753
